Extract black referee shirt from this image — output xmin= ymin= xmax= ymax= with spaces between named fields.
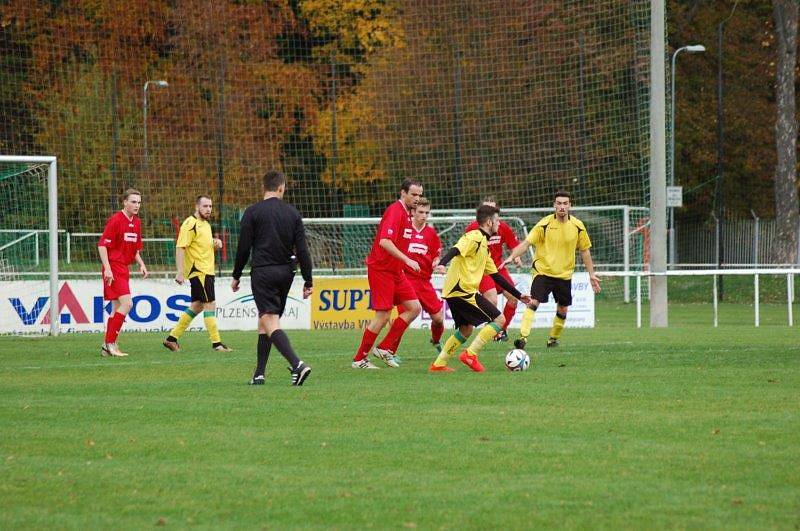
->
xmin=232 ymin=197 xmax=313 ymax=287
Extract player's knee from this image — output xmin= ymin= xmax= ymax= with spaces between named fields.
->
xmin=118 ymin=300 xmax=133 ymax=313
xmin=406 ymin=301 xmax=422 ymax=317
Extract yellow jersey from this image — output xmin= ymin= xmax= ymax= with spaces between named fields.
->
xmin=176 ymin=215 xmax=215 ymax=278
xmin=442 ymin=229 xmax=498 ymax=297
xmin=525 ymin=214 xmax=591 ymax=280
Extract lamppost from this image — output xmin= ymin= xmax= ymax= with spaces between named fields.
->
xmin=669 ymin=44 xmax=705 ymax=266
xmin=143 ymin=80 xmax=169 ymax=169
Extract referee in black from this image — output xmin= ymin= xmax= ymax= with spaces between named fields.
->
xmin=232 ymin=170 xmax=313 ymax=386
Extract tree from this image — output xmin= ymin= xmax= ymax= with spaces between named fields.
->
xmin=772 ymin=0 xmax=799 ymax=264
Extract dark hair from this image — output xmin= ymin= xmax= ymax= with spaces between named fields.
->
xmin=122 ymin=188 xmax=141 ymax=201
xmin=476 ymin=204 xmax=499 ymax=225
xmin=196 ymin=194 xmax=212 ymax=204
xmin=554 ymin=190 xmax=571 ymax=201
xmin=263 ymin=170 xmax=286 ymax=192
xmin=400 ymin=178 xmax=422 ymax=193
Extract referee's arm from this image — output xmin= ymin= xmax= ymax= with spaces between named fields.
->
xmin=293 ymin=216 xmax=313 ymax=290
xmin=231 ymin=210 xmax=253 ymax=290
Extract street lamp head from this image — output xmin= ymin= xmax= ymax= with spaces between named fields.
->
xmin=154 ymin=80 xmax=169 ymax=87
xmin=685 ymin=45 xmax=706 ymax=53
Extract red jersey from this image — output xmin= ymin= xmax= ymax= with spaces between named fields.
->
xmin=98 ymin=211 xmax=143 ymax=266
xmin=403 ymin=223 xmax=441 ymax=280
xmin=366 ymin=200 xmax=413 ymax=272
xmin=464 ymin=220 xmax=520 ymax=268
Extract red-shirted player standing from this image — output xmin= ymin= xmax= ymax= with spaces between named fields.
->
xmin=464 ymin=197 xmax=523 ymax=342
xmin=391 ymin=197 xmax=446 ymax=353
xmin=97 ymin=188 xmax=148 ymax=357
xmin=352 ymin=179 xmax=423 ymax=369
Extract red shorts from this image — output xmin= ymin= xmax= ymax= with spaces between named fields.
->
xmin=368 ymin=267 xmax=417 ymax=311
xmin=397 ymin=276 xmax=443 ymax=316
xmin=478 ymin=267 xmax=514 ymax=294
xmin=103 ymin=262 xmax=131 ymax=301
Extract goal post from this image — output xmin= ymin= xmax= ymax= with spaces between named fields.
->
xmin=0 ymin=155 xmax=59 ymax=336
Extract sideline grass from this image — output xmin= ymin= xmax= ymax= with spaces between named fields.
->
xmin=1 ymin=304 xmax=798 ymax=528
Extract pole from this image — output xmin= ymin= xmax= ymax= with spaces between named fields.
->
xmin=331 ymin=57 xmax=338 ymax=215
xmin=48 ymin=159 xmax=59 ymax=336
xmin=670 ymin=49 xmax=679 ymax=268
xmin=143 ymin=82 xmax=149 ymax=171
xmin=217 ymin=56 xmax=226 ymax=232
xmin=649 ymin=0 xmax=668 ymax=327
xmin=715 ymin=24 xmax=725 ymax=300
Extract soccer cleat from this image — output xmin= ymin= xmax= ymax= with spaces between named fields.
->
xmin=162 ymin=338 xmax=180 ymax=352
xmin=372 ymin=347 xmax=400 ymax=368
xmin=428 ymin=363 xmax=455 ymax=373
xmin=513 ymin=337 xmax=527 ymax=350
xmin=290 ymin=362 xmax=312 ymax=386
xmin=351 ymin=359 xmax=380 ymax=369
xmin=212 ymin=342 xmax=233 ymax=352
xmin=546 ymin=337 xmax=560 ymax=348
xmin=494 ymin=330 xmax=509 ymax=342
xmin=458 ymin=351 xmax=485 ymax=373
xmin=250 ymin=374 xmax=265 ymax=385
xmin=101 ymin=343 xmax=128 ymax=357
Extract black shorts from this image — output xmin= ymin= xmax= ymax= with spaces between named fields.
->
xmin=189 ymin=274 xmax=215 ymax=303
xmin=251 ymin=265 xmax=295 ymax=317
xmin=531 ymin=274 xmax=572 ymax=306
xmin=445 ymin=293 xmax=501 ymax=328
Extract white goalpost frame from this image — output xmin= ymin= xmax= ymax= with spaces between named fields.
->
xmin=602 ymin=268 xmax=800 ymax=328
xmin=0 ymin=155 xmax=59 ymax=336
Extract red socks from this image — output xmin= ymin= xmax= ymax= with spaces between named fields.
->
xmin=502 ymin=303 xmax=516 ymax=331
xmin=354 ymin=328 xmax=378 ymax=361
xmin=104 ymin=311 xmax=126 ymax=344
xmin=431 ymin=321 xmax=444 ymax=343
xmin=378 ymin=317 xmax=410 ymax=353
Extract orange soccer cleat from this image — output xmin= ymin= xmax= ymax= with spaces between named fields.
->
xmin=428 ymin=363 xmax=455 ymax=373
xmin=458 ymin=351 xmax=484 ymax=372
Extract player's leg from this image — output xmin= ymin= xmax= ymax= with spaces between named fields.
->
xmin=353 ymin=268 xmax=393 ymax=368
xmin=429 ymin=309 xmax=445 ymax=351
xmin=103 ymin=294 xmax=132 ymax=357
xmin=516 ymin=274 xmax=547 ymax=349
xmin=496 ymin=268 xmax=518 ymax=339
xmin=376 ymin=294 xmax=420 ymax=364
xmin=547 ymin=280 xmax=573 ymax=347
xmin=198 ymin=276 xmax=230 ymax=352
xmin=430 ymin=313 xmax=472 ymax=371
xmin=459 ymin=294 xmax=503 ymax=372
xmin=164 ymin=279 xmax=203 ymax=350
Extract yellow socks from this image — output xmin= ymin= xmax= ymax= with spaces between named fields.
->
xmin=203 ymin=310 xmax=221 ymax=344
xmin=519 ymin=307 xmax=536 ymax=339
xmin=169 ymin=309 xmax=197 ymax=339
xmin=467 ymin=322 xmax=502 ymax=356
xmin=433 ymin=330 xmax=467 ymax=367
xmin=549 ymin=312 xmax=566 ymax=341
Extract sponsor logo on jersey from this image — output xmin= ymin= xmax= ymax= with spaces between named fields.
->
xmin=124 ymin=232 xmax=138 ymax=242
xmin=408 ymin=242 xmax=428 ymax=255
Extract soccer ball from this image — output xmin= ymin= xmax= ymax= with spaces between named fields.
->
xmin=504 ymin=349 xmax=530 ymax=371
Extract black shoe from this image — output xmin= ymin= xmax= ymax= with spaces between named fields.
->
xmin=513 ymin=337 xmax=527 ymax=349
xmin=250 ymin=374 xmax=265 ymax=385
xmin=494 ymin=330 xmax=509 ymax=342
xmin=290 ymin=362 xmax=312 ymax=386
xmin=163 ymin=337 xmax=180 ymax=352
xmin=546 ymin=337 xmax=559 ymax=348
xmin=212 ymin=342 xmax=233 ymax=352
xmin=430 ymin=339 xmax=442 ymax=353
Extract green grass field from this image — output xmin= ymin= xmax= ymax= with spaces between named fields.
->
xmin=1 ymin=303 xmax=799 ymax=529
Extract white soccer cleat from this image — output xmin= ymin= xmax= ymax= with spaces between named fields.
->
xmin=372 ymin=347 xmax=400 ymax=368
xmin=101 ymin=343 xmax=128 ymax=357
xmin=351 ymin=359 xmax=380 ymax=369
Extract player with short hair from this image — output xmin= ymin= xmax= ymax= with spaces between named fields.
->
xmin=391 ymin=197 xmax=446 ymax=353
xmin=429 ymin=205 xmax=531 ymax=372
xmin=464 ymin=196 xmax=523 ymax=342
xmin=501 ymin=190 xmax=601 ymax=349
xmin=97 ymin=188 xmax=148 ymax=357
xmin=163 ymin=195 xmax=232 ymax=353
xmin=352 ymin=179 xmax=423 ymax=369
xmin=232 ymin=170 xmax=314 ymax=386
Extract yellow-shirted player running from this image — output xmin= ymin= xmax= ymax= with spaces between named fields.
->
xmin=501 ymin=190 xmax=601 ymax=349
xmin=429 ymin=205 xmax=531 ymax=372
xmin=163 ymin=195 xmax=232 ymax=353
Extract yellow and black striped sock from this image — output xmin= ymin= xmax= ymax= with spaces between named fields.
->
xmin=204 ymin=310 xmax=221 ymax=344
xmin=169 ymin=309 xmax=197 ymax=339
xmin=433 ymin=330 xmax=467 ymax=367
